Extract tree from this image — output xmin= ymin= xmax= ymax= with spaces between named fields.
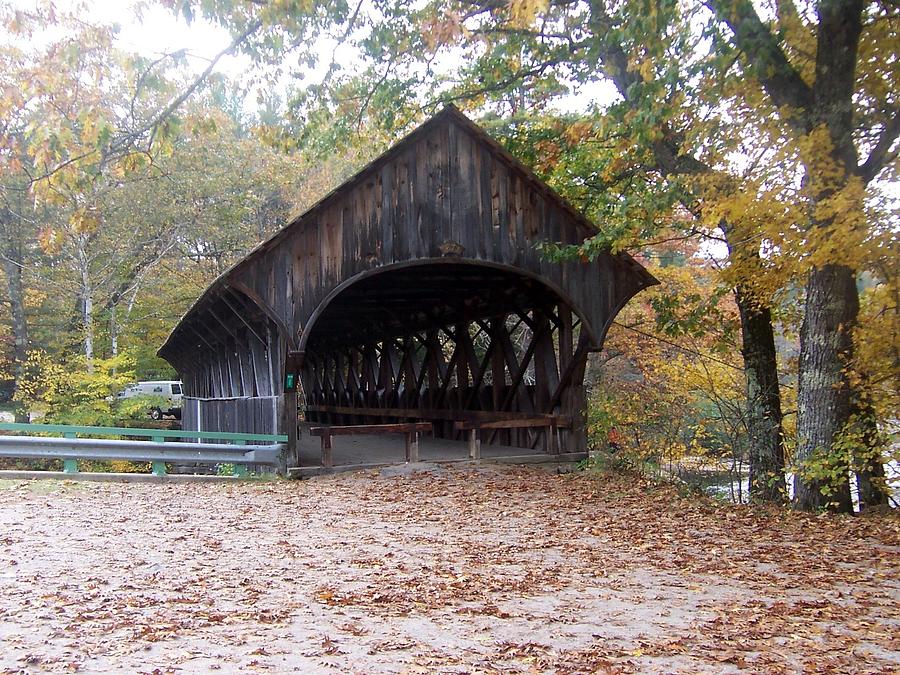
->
xmin=0 ymin=2 xmax=261 ymax=374
xmin=167 ymin=0 xmax=795 ymax=503
xmin=702 ymin=0 xmax=897 ymax=511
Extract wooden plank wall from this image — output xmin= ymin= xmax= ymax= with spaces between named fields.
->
xmin=182 ymin=396 xmax=280 ymax=436
xmin=227 ymin=114 xmax=653 ymax=352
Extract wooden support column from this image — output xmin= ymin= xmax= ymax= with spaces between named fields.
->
xmin=281 ymin=390 xmax=300 ymax=474
xmin=321 ymin=431 xmax=334 ymax=468
xmin=405 ymin=431 xmax=419 ymax=463
xmin=490 ymin=318 xmax=509 ymax=444
xmin=468 ymin=428 xmax=481 ymax=460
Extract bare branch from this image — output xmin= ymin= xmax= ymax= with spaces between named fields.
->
xmin=704 ymin=0 xmax=814 ymax=130
xmin=858 ymin=109 xmax=900 ymax=183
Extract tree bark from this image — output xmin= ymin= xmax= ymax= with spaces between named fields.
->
xmin=794 ymin=264 xmax=856 ymax=513
xmin=0 ymin=234 xmax=30 ymax=423
xmin=735 ymin=286 xmax=787 ymax=502
xmin=851 ymin=397 xmax=890 ymax=511
xmin=110 ymin=303 xmax=118 ymax=364
xmin=76 ymin=238 xmax=95 ymax=371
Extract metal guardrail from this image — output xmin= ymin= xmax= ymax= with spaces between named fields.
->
xmin=0 ymin=423 xmax=285 ymax=477
xmin=0 ymin=422 xmax=287 ymax=443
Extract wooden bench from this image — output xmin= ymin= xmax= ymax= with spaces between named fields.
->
xmin=308 ymin=423 xmax=433 ymax=468
xmin=454 ymin=416 xmax=571 ymax=460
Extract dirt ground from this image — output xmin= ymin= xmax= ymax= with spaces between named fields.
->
xmin=0 ymin=465 xmax=898 ymax=674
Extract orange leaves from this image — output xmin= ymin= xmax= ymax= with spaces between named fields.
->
xmin=37 ymin=226 xmax=63 ymax=256
xmin=420 ymin=10 xmax=466 ymax=51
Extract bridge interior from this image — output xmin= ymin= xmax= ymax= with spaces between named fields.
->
xmin=302 ymin=261 xmax=589 ymax=453
xmin=294 ymin=423 xmax=577 ymax=474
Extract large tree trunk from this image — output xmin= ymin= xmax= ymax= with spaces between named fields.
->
xmin=794 ymin=264 xmax=857 ymax=513
xmin=735 ymin=286 xmax=787 ymax=502
xmin=720 ymin=218 xmax=787 ymax=503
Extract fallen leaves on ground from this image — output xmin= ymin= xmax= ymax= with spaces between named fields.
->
xmin=0 ymin=466 xmax=897 ymax=673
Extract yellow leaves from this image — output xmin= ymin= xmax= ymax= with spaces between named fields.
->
xmin=565 ymin=120 xmax=594 ymax=144
xmin=69 ymin=206 xmax=101 ymax=236
xmin=796 ymin=126 xmax=848 ymax=197
xmin=12 ymin=350 xmax=66 ymax=407
xmin=507 ymin=0 xmax=549 ymax=28
xmin=850 ymin=277 xmax=900 ymax=422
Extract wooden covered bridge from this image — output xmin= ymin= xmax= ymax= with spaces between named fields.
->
xmin=158 ymin=106 xmax=657 ymax=471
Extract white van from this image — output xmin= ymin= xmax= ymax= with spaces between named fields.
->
xmin=116 ymin=381 xmax=183 ymax=420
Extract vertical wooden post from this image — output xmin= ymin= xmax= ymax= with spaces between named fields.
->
xmin=454 ymin=323 xmax=469 ymax=410
xmin=490 ymin=318 xmax=509 ymax=444
xmin=321 ymin=433 xmax=333 ymax=468
xmin=405 ymin=431 xmax=419 ymax=463
xmin=280 ymin=390 xmax=299 ymax=475
xmin=548 ymin=420 xmax=559 ymax=455
xmin=468 ymin=428 xmax=481 ymax=460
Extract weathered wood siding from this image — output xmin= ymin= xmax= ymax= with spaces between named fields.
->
xmin=182 ymin=396 xmax=280 ymax=438
xmin=159 ymin=107 xmax=657 ymax=459
xmin=222 ymin=112 xmax=652 ymax=349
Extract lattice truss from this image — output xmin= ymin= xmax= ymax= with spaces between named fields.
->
xmin=303 ymin=301 xmax=588 ymax=451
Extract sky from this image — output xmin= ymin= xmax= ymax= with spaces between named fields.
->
xmin=94 ymin=2 xmax=262 ymax=83
xmin=36 ymin=0 xmax=617 ymax=115
xmin=9 ymin=0 xmax=894 ymax=234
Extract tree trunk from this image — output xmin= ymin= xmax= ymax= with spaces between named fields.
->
xmin=735 ymin=286 xmax=787 ymax=502
xmin=82 ymin=282 xmax=95 ymax=370
xmin=720 ymin=217 xmax=787 ymax=504
xmin=851 ymin=398 xmax=889 ymax=511
xmin=76 ymin=238 xmax=95 ymax=372
xmin=0 ymin=236 xmax=30 ymax=423
xmin=110 ymin=303 xmax=118 ymax=357
xmin=794 ymin=264 xmax=856 ymax=513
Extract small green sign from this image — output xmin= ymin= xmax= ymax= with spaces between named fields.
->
xmin=284 ymin=373 xmax=296 ymax=392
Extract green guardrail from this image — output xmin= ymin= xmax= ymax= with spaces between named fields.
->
xmin=0 ymin=422 xmax=287 ymax=477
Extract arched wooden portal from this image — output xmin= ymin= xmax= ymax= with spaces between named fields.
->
xmin=159 ymin=106 xmax=657 ymax=470
xmin=302 ymin=260 xmax=593 ymax=451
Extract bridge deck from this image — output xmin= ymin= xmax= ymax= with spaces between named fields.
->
xmin=295 ymin=424 xmax=585 ymax=474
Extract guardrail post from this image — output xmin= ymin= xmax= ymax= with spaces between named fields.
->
xmin=151 ymin=435 xmax=166 ymax=476
xmin=62 ymin=432 xmax=78 ymax=473
xmin=233 ymin=440 xmax=248 ymax=477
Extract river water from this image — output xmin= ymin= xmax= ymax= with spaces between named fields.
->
xmin=675 ymin=460 xmax=899 ymax=511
